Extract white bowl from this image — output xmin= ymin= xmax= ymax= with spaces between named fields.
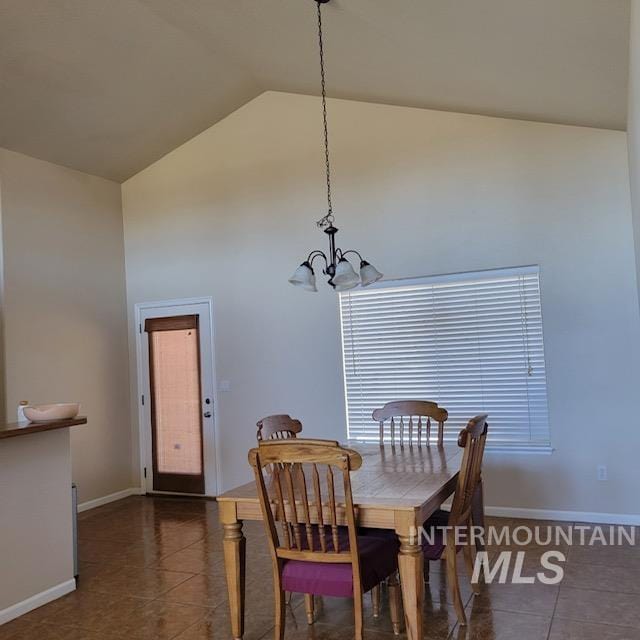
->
xmin=24 ymin=403 xmax=80 ymax=423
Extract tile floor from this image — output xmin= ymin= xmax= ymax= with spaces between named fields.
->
xmin=1 ymin=496 xmax=639 ymax=639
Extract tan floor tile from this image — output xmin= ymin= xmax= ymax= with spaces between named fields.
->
xmin=85 ymin=566 xmax=195 ymax=598
xmin=246 ymin=563 xmax=278 ymax=586
xmin=145 ymin=498 xmax=212 ymax=517
xmin=244 ymin=581 xmax=285 ymax=618
xmin=13 ymin=624 xmax=125 ymax=640
xmin=117 ymin=600 xmax=211 ymax=640
xmin=33 ymin=590 xmax=137 ymax=628
xmin=175 ymin=605 xmax=296 ymax=640
xmin=79 ymin=521 xmax=171 ymax=545
xmin=0 ymin=618 xmax=37 ymax=640
xmin=18 ymin=587 xmax=94 ymax=624
xmin=420 ymin=603 xmax=460 ymax=640
xmin=428 ymin=556 xmax=465 ymax=577
xmin=274 ymin=622 xmax=400 ymax=640
xmin=454 ymin=608 xmax=551 ymax=640
xmin=79 ymin=535 xmax=192 ymax=567
xmin=548 ymin=618 xmax=640 ymax=639
xmin=74 ymin=562 xmax=127 ymax=593
xmin=174 ymin=616 xmax=273 ymax=640
xmin=155 ymin=546 xmax=224 ymax=574
xmin=53 ymin=596 xmax=151 ymax=633
xmin=89 ymin=596 xmax=157 ymax=632
xmin=286 ymin=591 xmax=457 ymax=639
xmin=79 ymin=508 xmax=208 ymax=542
xmin=160 ymin=573 xmax=231 ymax=608
xmin=554 ymin=586 xmax=640 ymax=627
xmin=186 ymin=536 xmax=223 ymax=554
xmin=293 ymin=593 xmax=395 ymax=634
xmin=469 ymin=581 xmax=558 ymax=616
xmin=567 ymin=543 xmax=640 ymax=569
xmin=152 ymin=525 xmax=209 ymax=550
xmin=562 ymin=562 xmax=640 ymax=594
xmin=425 ymin=571 xmax=475 ymax=607
xmin=10 ymin=497 xmax=640 ymax=640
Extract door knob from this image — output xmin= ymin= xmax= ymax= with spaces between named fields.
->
xmin=203 ymin=411 xmax=212 ymax=418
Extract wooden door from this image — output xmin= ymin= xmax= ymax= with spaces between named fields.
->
xmin=145 ymin=314 xmax=205 ymax=494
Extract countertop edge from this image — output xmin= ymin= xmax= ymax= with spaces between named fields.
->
xmin=0 ymin=417 xmax=88 ymax=439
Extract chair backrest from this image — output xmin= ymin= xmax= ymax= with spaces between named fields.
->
xmin=256 ymin=414 xmax=303 ymax=441
xmin=248 ymin=439 xmax=363 ymax=578
xmin=448 ymin=414 xmax=489 ymax=528
xmin=372 ymin=400 xmax=448 ymax=446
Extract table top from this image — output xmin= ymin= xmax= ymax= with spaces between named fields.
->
xmin=219 ymin=441 xmax=462 ymax=513
xmin=0 ymin=416 xmax=87 ymax=440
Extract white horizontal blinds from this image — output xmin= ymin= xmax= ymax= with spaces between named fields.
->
xmin=339 ymin=268 xmax=550 ymax=447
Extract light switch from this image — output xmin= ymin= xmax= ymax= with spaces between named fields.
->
xmin=219 ymin=380 xmax=231 ymax=392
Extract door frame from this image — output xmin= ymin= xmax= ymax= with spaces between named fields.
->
xmin=134 ymin=296 xmax=221 ymax=496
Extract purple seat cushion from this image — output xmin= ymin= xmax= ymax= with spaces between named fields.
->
xmin=422 ymin=509 xmax=450 ymax=560
xmin=358 ymin=527 xmax=399 ymax=542
xmin=282 ymin=532 xmax=398 ymax=598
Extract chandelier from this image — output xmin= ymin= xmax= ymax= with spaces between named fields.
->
xmin=289 ymin=0 xmax=383 ymax=292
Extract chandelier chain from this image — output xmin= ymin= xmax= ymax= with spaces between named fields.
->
xmin=316 ymin=1 xmax=334 ymax=229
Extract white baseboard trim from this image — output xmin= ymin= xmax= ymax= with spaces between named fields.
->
xmin=486 ymin=506 xmax=640 ymax=526
xmin=77 ymin=487 xmax=144 ymax=513
xmin=0 ymin=579 xmax=76 ymax=626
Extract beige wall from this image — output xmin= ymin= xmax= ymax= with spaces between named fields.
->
xmin=0 ymin=429 xmax=74 ymax=615
xmin=629 ymin=0 xmax=640 ymax=309
xmin=123 ymin=91 xmax=640 ymax=516
xmin=0 ymin=148 xmax=131 ymax=503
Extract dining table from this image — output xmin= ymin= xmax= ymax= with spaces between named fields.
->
xmin=218 ymin=441 xmax=485 ymax=640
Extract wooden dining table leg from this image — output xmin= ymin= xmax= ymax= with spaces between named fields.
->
xmin=220 ymin=501 xmax=246 ymax=640
xmin=471 ymin=476 xmax=486 ymax=552
xmin=396 ymin=512 xmax=424 ymax=640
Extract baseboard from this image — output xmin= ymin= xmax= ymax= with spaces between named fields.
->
xmin=0 ymin=579 xmax=76 ymax=626
xmin=77 ymin=487 xmax=144 ymax=513
xmin=486 ymin=506 xmax=640 ymax=526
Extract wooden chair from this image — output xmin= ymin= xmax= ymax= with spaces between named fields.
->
xmin=257 ymin=414 xmax=303 ymax=441
xmin=421 ymin=414 xmax=489 ymax=625
xmin=256 ymin=414 xmax=303 ymax=608
xmin=248 ymin=439 xmax=402 ymax=640
xmin=258 ymin=414 xmax=366 ymax=619
xmin=372 ymin=400 xmax=448 ymax=446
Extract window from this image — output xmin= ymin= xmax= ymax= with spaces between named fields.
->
xmin=339 ymin=266 xmax=551 ymax=451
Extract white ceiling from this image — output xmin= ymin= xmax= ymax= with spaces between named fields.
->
xmin=0 ymin=0 xmax=631 ymax=182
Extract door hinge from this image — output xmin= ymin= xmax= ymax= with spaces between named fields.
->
xmin=141 ymin=394 xmax=145 ymax=406
xmin=139 ymin=323 xmax=142 ymax=334
xmin=143 ymin=467 xmax=147 ymax=479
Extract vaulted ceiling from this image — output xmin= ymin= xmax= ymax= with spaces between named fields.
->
xmin=0 ymin=0 xmax=630 ymax=182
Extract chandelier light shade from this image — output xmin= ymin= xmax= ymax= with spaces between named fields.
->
xmin=288 ymin=261 xmax=317 ymax=291
xmin=359 ymin=260 xmax=384 ymax=287
xmin=332 ymin=258 xmax=360 ymax=287
xmin=288 ymin=0 xmax=383 ymax=292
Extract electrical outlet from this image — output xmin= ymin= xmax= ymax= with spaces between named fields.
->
xmin=597 ymin=465 xmax=608 ymax=481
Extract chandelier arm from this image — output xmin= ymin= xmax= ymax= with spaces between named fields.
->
xmin=307 ymin=250 xmax=329 ymax=269
xmin=340 ymin=249 xmax=364 ymax=262
xmin=315 ymin=0 xmax=334 ymax=229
